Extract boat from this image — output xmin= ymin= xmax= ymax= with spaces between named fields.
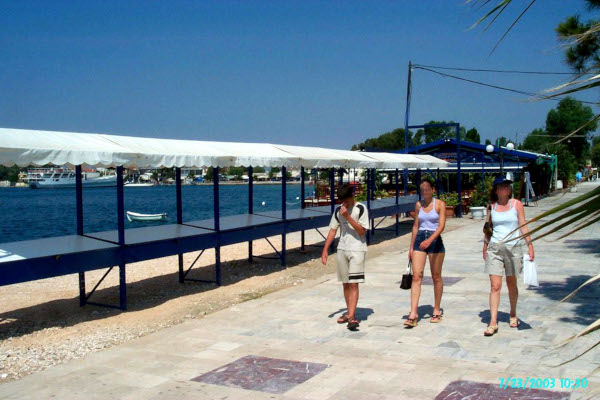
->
xmin=126 ymin=211 xmax=168 ymax=222
xmin=26 ymin=168 xmax=117 ymax=189
xmin=124 ymin=182 xmax=154 ymax=187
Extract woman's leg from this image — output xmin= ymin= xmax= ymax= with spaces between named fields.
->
xmin=489 ymin=274 xmax=503 ymax=326
xmin=429 ymin=252 xmax=445 ymax=316
xmin=409 ymin=250 xmax=427 ymax=319
xmin=505 ymin=275 xmax=518 ymax=318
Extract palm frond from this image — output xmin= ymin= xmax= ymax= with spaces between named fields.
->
xmin=555 ymin=213 xmax=600 ymax=240
xmin=561 ymin=273 xmax=600 ymax=303
xmin=506 ymin=186 xmax=600 ymax=241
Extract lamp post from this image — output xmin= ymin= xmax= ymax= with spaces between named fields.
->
xmin=486 ymin=140 xmax=514 ymax=176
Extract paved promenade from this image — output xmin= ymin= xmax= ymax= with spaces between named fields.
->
xmin=1 ymin=182 xmax=598 ymax=399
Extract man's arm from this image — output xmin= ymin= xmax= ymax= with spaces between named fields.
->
xmin=321 ymin=228 xmax=338 ymax=265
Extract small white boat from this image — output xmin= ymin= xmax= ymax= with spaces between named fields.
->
xmin=126 ymin=211 xmax=168 ymax=222
xmin=125 ymin=182 xmax=154 ymax=187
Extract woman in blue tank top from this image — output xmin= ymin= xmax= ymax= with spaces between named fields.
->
xmin=405 ymin=179 xmax=447 ymax=328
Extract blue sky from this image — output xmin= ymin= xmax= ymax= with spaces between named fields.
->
xmin=1 ymin=1 xmax=597 ymax=149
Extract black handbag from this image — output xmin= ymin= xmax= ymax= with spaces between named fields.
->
xmin=400 ymin=260 xmax=413 ymax=290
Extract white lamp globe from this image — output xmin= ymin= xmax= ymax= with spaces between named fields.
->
xmin=506 ymin=142 xmax=515 ymax=151
xmin=486 ymin=144 xmax=494 ymax=153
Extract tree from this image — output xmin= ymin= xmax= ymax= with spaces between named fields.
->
xmin=204 ymin=167 xmax=214 ymax=182
xmin=351 ymin=128 xmax=411 ymax=151
xmin=484 ymin=139 xmax=492 ymax=145
xmin=0 ymin=166 xmax=21 ymax=183
xmin=546 ymin=97 xmax=597 ymax=163
xmin=521 ymin=128 xmax=548 ymax=152
xmin=591 ymin=141 xmax=600 ymax=166
xmin=420 ymin=120 xmax=466 ymax=144
xmin=465 ymin=128 xmax=481 ymax=143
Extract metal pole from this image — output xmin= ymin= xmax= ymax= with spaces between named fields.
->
xmin=281 ymin=166 xmax=287 ymax=267
xmin=366 ymin=168 xmax=371 ymax=244
xmin=76 ymin=165 xmax=85 ymax=306
xmin=300 ymin=166 xmax=305 ymax=251
xmin=403 ymin=61 xmax=412 ymax=199
xmin=116 ymin=166 xmax=126 ymax=310
xmin=213 ymin=167 xmax=221 ymax=285
xmin=436 ymin=168 xmax=441 ymax=195
xmin=330 ymin=168 xmax=335 ymax=214
xmin=248 ymin=166 xmax=253 ymax=262
xmin=481 ymin=152 xmax=485 ymax=191
xmin=338 ymin=168 xmax=343 ymax=184
xmin=395 ymin=168 xmax=399 ymax=236
xmin=456 ymin=124 xmax=462 ymax=218
xmin=416 ymin=168 xmax=422 ymax=201
xmin=176 ymin=167 xmax=184 ymax=283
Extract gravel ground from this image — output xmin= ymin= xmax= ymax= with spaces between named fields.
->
xmin=0 ymin=215 xmax=475 ymax=382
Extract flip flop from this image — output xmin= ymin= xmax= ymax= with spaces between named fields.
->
xmin=509 ymin=316 xmax=520 ymax=328
xmin=337 ymin=314 xmax=349 ymax=324
xmin=404 ymin=316 xmax=418 ymax=328
xmin=347 ymin=318 xmax=360 ymax=331
xmin=430 ymin=314 xmax=442 ymax=323
xmin=484 ymin=325 xmax=499 ymax=336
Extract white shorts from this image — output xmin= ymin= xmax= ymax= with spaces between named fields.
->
xmin=336 ymin=250 xmax=366 ymax=283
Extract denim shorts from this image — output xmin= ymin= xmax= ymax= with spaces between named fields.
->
xmin=413 ymin=230 xmax=445 ymax=254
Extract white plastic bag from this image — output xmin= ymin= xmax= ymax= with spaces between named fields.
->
xmin=523 ymin=255 xmax=538 ymax=287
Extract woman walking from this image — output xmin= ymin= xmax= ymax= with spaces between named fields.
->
xmin=482 ymin=176 xmax=535 ymax=336
xmin=405 ymin=179 xmax=446 ymax=328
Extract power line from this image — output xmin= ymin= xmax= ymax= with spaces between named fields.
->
xmin=412 ymin=64 xmax=587 ymax=76
xmin=412 ymin=66 xmax=599 ymax=105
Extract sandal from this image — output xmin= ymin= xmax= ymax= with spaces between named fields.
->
xmin=509 ymin=316 xmax=520 ymax=328
xmin=347 ymin=318 xmax=360 ymax=331
xmin=430 ymin=314 xmax=443 ymax=323
xmin=337 ymin=314 xmax=349 ymax=324
xmin=404 ymin=315 xmax=418 ymax=328
xmin=484 ymin=325 xmax=499 ymax=336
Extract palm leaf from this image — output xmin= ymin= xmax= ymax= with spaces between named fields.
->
xmin=555 ymin=318 xmax=600 ymax=348
xmin=555 ymin=213 xmax=600 ymax=240
xmin=560 ymin=273 xmax=600 ymax=303
xmin=505 ymin=186 xmax=600 ymax=241
xmin=509 ymin=186 xmax=600 ymax=231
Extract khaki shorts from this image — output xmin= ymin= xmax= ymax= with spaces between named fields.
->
xmin=485 ymin=242 xmax=523 ymax=276
xmin=336 ymin=250 xmax=366 ymax=283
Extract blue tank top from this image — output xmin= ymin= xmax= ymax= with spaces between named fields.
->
xmin=418 ymin=198 xmax=439 ymax=231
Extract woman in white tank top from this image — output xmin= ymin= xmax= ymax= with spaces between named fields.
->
xmin=482 ymin=176 xmax=535 ymax=336
xmin=405 ymin=179 xmax=447 ymax=328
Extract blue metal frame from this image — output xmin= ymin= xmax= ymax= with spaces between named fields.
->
xmin=1 ymin=160 xmax=426 ymax=310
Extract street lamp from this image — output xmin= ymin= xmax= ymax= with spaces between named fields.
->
xmin=486 ymin=140 xmax=514 ymax=175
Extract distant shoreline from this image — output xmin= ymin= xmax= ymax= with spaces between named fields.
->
xmin=0 ymin=181 xmax=309 ymax=188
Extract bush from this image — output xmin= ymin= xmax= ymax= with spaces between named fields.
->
xmin=439 ymin=192 xmax=459 ymax=206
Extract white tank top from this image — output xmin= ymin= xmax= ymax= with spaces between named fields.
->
xmin=490 ymin=199 xmax=520 ymax=244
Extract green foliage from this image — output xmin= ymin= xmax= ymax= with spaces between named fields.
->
xmin=204 ymin=167 xmax=214 ymax=182
xmin=521 ymin=128 xmax=548 ymax=151
xmin=556 ymin=14 xmax=600 ymax=73
xmin=592 ymin=142 xmax=600 ymax=167
xmin=413 ymin=121 xmax=467 ymax=145
xmin=0 ymin=166 xmax=21 ymax=183
xmin=485 ymin=138 xmax=492 ymax=145
xmin=351 ymin=128 xmax=410 ymax=151
xmin=439 ymin=192 xmax=459 ymax=207
xmin=469 ymin=188 xmax=489 ymax=207
xmin=546 ymin=97 xmax=596 ymax=161
xmin=465 ymin=127 xmax=481 ymax=143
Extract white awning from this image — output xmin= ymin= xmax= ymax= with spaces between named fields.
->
xmin=0 ymin=127 xmax=448 ymax=169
